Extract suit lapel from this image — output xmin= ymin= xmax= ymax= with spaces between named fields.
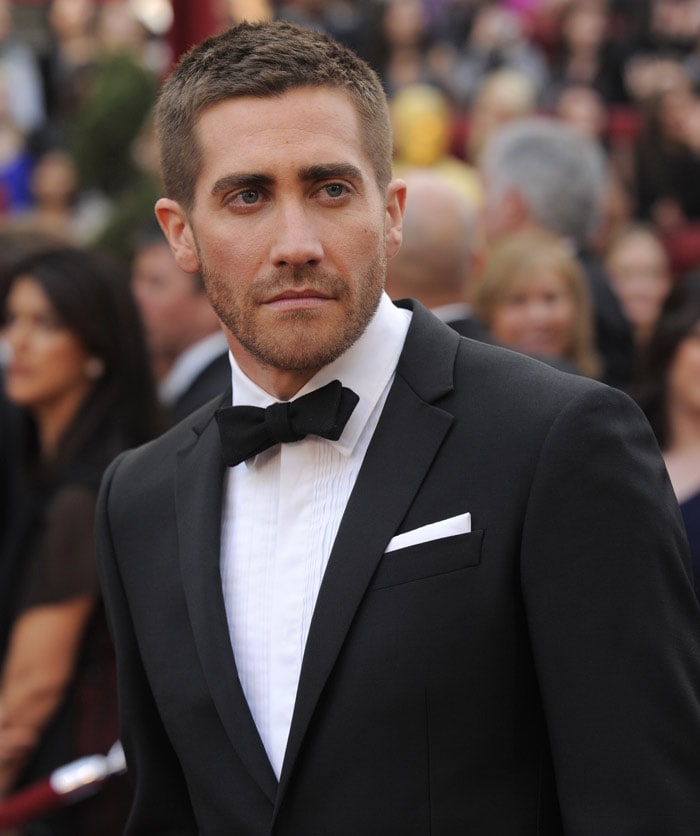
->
xmin=277 ymin=302 xmax=460 ymax=802
xmin=175 ymin=395 xmax=278 ymax=802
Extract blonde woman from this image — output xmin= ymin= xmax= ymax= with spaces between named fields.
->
xmin=474 ymin=227 xmax=600 ymax=377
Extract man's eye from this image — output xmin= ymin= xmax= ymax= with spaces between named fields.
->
xmin=324 ymin=183 xmax=345 ymax=198
xmin=239 ymin=189 xmax=260 ymax=205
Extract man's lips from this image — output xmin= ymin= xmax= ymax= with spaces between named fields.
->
xmin=264 ymin=289 xmax=334 ymax=310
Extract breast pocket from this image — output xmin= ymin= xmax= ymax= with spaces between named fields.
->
xmin=371 ymin=530 xmax=484 ymax=590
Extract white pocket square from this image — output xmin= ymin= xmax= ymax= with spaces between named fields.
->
xmin=385 ymin=512 xmax=472 ymax=553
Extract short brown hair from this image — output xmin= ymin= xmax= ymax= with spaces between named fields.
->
xmin=155 ymin=20 xmax=393 ymax=211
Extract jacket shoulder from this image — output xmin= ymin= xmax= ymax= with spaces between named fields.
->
xmin=455 ymin=336 xmax=606 ymax=410
xmin=102 ymin=392 xmax=226 ymax=496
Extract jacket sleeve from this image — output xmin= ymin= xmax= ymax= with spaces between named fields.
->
xmin=521 ymin=383 xmax=700 ymax=833
xmin=96 ymin=453 xmax=200 ymax=836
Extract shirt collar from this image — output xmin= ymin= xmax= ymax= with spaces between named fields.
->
xmin=429 ymin=302 xmax=472 ymax=323
xmin=228 ymin=292 xmax=411 ymax=459
xmin=159 ymin=330 xmax=229 ymax=405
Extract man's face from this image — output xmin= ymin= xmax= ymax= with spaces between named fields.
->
xmin=131 ymin=241 xmax=202 ymax=360
xmin=158 ymin=86 xmax=405 ymax=398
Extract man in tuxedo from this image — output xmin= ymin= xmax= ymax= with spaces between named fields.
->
xmin=385 ymin=169 xmax=490 ymax=341
xmin=96 ymin=20 xmax=700 ymax=835
xmin=131 ymin=223 xmax=230 ymax=425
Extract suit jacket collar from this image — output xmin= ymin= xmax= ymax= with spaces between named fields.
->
xmin=176 ymin=390 xmax=279 ymax=802
xmin=276 ymin=300 xmax=460 ymax=805
xmin=174 ymin=300 xmax=461 ymax=809
xmin=394 ymin=298 xmax=460 ymax=399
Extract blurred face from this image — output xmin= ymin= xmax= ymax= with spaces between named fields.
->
xmin=659 ymin=88 xmax=697 ymax=143
xmin=156 ymin=86 xmax=405 ymax=398
xmin=2 ymin=276 xmax=93 ymax=416
xmin=31 ymin=151 xmax=77 ymax=205
xmin=606 ymin=232 xmax=671 ymax=342
xmin=556 ymin=89 xmax=606 ymax=140
xmin=469 ymin=80 xmax=533 ymax=161
xmin=668 ymin=327 xmax=700 ymax=418
xmin=563 ymin=6 xmax=606 ymax=50
xmin=382 ymin=0 xmax=425 ymax=46
xmin=489 ymin=266 xmax=576 ymax=358
xmin=131 ymin=241 xmax=203 ymax=359
xmin=49 ymin=0 xmax=94 ymax=38
xmin=652 ymin=0 xmax=699 ymax=42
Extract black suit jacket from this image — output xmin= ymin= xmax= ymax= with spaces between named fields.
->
xmin=168 ymin=350 xmax=231 ymax=426
xmin=444 ymin=313 xmax=491 ymax=342
xmin=96 ymin=301 xmax=700 ymax=835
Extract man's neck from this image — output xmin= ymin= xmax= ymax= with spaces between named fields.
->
xmin=226 ymin=331 xmax=318 ymax=401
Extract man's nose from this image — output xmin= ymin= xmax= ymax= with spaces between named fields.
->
xmin=269 ymin=202 xmax=324 ymax=268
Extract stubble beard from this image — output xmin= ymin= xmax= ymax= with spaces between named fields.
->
xmin=201 ymin=256 xmax=386 ymax=373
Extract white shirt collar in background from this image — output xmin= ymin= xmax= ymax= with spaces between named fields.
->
xmin=429 ymin=301 xmax=472 ymax=323
xmin=159 ymin=330 xmax=229 ymax=406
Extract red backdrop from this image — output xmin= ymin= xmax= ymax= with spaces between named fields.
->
xmin=168 ymin=0 xmax=224 ymax=62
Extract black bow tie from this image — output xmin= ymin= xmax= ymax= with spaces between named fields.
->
xmin=215 ymin=379 xmax=359 ymax=467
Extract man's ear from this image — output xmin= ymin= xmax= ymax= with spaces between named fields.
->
xmin=155 ymin=198 xmax=201 ymax=274
xmin=385 ymin=178 xmax=407 ymax=260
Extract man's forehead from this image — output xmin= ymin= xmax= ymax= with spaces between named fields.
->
xmin=195 ymin=86 xmax=361 ymax=126
xmin=196 ymin=93 xmax=362 ymax=150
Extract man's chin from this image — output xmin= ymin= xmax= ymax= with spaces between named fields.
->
xmin=242 ymin=326 xmax=352 ymax=373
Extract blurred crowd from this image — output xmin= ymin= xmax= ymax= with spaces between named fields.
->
xmin=0 ymin=0 xmax=698 ymax=271
xmin=2 ymin=0 xmax=700 ymax=831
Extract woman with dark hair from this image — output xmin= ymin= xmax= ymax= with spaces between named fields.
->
xmin=0 ymin=246 xmax=162 ymax=833
xmin=633 ymin=272 xmax=700 ymax=601
xmin=604 ymin=222 xmax=672 ymax=351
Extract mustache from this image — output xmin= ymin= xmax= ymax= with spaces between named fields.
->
xmin=250 ymin=267 xmax=348 ymax=302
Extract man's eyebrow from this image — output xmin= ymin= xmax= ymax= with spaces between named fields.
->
xmin=210 ymin=164 xmax=364 ymax=196
xmin=300 ymin=163 xmax=364 ymax=183
xmin=211 ymin=173 xmax=274 ymax=196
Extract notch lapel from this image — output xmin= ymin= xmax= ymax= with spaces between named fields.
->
xmin=176 ymin=396 xmax=278 ymax=802
xmin=276 ymin=302 xmax=460 ymax=804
